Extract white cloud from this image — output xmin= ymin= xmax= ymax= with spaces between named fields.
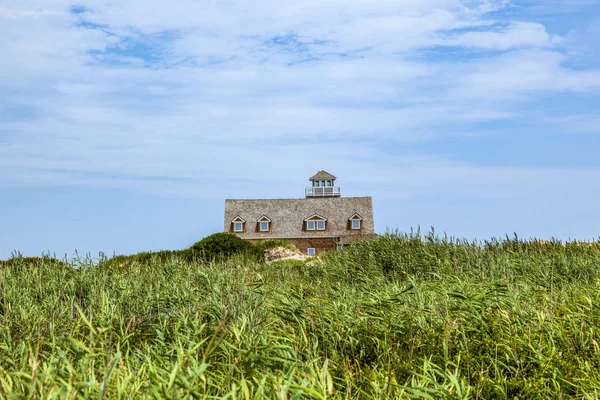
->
xmin=454 ymin=50 xmax=600 ymax=99
xmin=443 ymin=21 xmax=558 ymax=50
xmin=0 ymin=0 xmax=599 ymax=203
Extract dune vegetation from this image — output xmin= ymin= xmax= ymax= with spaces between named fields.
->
xmin=1 ymin=231 xmax=600 ymax=398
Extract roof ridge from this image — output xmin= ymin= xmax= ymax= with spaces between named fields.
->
xmin=225 ymin=196 xmax=372 ymax=201
xmin=309 ymin=170 xmax=337 ymax=181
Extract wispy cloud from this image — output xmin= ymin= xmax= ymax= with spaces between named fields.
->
xmin=1 ymin=0 xmax=599 ymax=203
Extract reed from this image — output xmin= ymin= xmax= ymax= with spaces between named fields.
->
xmin=1 ymin=231 xmax=599 ymax=398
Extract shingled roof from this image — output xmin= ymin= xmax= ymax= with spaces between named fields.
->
xmin=309 ymin=170 xmax=337 ymax=181
xmin=224 ymin=197 xmax=374 ymax=239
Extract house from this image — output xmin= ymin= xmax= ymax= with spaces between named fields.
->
xmin=224 ymin=171 xmax=375 ymax=255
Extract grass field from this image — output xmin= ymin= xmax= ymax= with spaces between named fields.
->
xmin=1 ymin=231 xmax=600 ymax=398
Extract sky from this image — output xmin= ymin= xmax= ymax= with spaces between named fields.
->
xmin=1 ymin=0 xmax=600 ymax=259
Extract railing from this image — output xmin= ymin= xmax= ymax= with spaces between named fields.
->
xmin=305 ymin=187 xmax=341 ymax=197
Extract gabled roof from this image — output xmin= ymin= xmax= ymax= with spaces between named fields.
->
xmin=231 ymin=215 xmax=246 ymax=223
xmin=349 ymin=213 xmax=363 ymax=220
xmin=309 ymin=170 xmax=336 ymax=181
xmin=303 ymin=214 xmax=328 ymax=222
xmin=224 ymin=197 xmax=374 ymax=238
xmin=257 ymin=215 xmax=271 ymax=222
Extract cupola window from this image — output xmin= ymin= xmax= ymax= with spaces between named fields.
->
xmin=306 ymin=170 xmax=340 ymax=198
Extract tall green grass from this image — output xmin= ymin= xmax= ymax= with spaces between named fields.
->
xmin=1 ymin=232 xmax=600 ymax=398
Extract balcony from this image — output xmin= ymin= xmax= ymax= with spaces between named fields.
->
xmin=305 ymin=187 xmax=341 ymax=198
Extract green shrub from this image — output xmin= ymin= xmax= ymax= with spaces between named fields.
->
xmin=190 ymin=232 xmax=260 ymax=261
xmin=254 ymin=239 xmax=297 ymax=253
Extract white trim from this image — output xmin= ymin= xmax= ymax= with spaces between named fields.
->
xmin=349 ymin=213 xmax=363 ymax=221
xmin=317 ymin=220 xmax=325 ymax=231
xmin=303 ymin=214 xmax=327 ymax=222
xmin=257 ymin=215 xmax=271 ymax=222
xmin=351 ymin=219 xmax=361 ymax=230
xmin=259 ymin=221 xmax=270 ymax=232
xmin=231 ymin=215 xmax=246 ymax=223
xmin=306 ymin=220 xmax=316 ymax=231
xmin=233 ymin=222 xmax=244 ymax=232
xmin=307 ymin=248 xmax=316 ymax=256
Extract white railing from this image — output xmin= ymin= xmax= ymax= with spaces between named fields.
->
xmin=305 ymin=187 xmax=341 ymax=197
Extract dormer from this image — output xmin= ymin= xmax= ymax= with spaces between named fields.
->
xmin=348 ymin=213 xmax=363 ymax=230
xmin=230 ymin=216 xmax=246 ymax=233
xmin=303 ymin=214 xmax=327 ymax=231
xmin=305 ymin=170 xmax=341 ymax=198
xmin=257 ymin=215 xmax=271 ymax=232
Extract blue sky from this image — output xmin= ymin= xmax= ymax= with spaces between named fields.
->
xmin=1 ymin=0 xmax=599 ymax=259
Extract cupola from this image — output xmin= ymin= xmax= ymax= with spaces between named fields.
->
xmin=305 ymin=170 xmax=341 ymax=198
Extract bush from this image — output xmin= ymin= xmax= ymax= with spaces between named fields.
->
xmin=254 ymin=240 xmax=297 ymax=253
xmin=190 ymin=233 xmax=260 ymax=261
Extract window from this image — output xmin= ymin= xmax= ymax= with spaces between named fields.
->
xmin=326 ymin=180 xmax=332 ymax=187
xmin=315 ymin=181 xmax=320 ymax=187
xmin=321 ymin=180 xmax=326 ymax=187
xmin=305 ymin=214 xmax=327 ymax=231
xmin=231 ymin=216 xmax=246 ymax=233
xmin=349 ymin=213 xmax=363 ymax=230
xmin=256 ymin=215 xmax=271 ymax=232
xmin=307 ymin=248 xmax=316 ymax=256
xmin=307 ymin=220 xmax=325 ymax=231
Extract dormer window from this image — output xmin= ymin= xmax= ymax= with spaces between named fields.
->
xmin=257 ymin=215 xmax=271 ymax=232
xmin=349 ymin=213 xmax=363 ymax=230
xmin=305 ymin=214 xmax=327 ymax=231
xmin=231 ymin=216 xmax=246 ymax=233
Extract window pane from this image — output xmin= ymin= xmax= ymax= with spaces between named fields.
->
xmin=315 ymin=181 xmax=320 ymax=187
xmin=326 ymin=180 xmax=331 ymax=187
xmin=260 ymin=222 xmax=269 ymax=231
xmin=307 ymin=248 xmax=315 ymax=256
xmin=234 ymin=222 xmax=243 ymax=232
xmin=307 ymin=221 xmax=315 ymax=230
xmin=352 ymin=219 xmax=361 ymax=229
xmin=321 ymin=180 xmax=325 ymax=187
xmin=317 ymin=220 xmax=325 ymax=230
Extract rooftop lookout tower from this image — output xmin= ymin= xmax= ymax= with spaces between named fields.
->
xmin=305 ymin=170 xmax=341 ymax=198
